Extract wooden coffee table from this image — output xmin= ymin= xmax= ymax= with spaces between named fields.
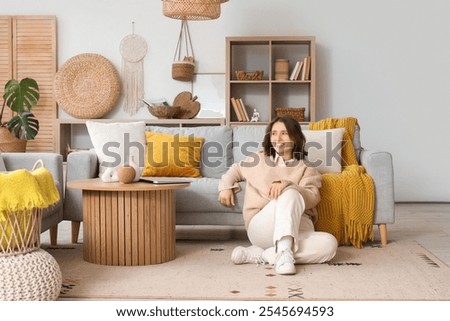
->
xmin=66 ymin=178 xmax=189 ymax=266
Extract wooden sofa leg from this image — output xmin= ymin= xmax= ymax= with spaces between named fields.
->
xmin=378 ymin=224 xmax=388 ymax=246
xmin=71 ymin=221 xmax=81 ymax=244
xmin=50 ymin=225 xmax=58 ymax=246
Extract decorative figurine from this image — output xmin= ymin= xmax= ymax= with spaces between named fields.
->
xmin=250 ymin=109 xmax=260 ymax=122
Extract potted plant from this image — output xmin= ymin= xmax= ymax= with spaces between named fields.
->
xmin=0 ymin=77 xmax=40 ymax=152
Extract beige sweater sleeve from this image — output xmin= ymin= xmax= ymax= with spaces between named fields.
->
xmin=218 ymin=162 xmax=244 ymax=193
xmin=280 ymin=166 xmax=322 ymax=210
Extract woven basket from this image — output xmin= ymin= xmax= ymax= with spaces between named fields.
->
xmin=172 ymin=60 xmax=195 ymax=81
xmin=0 ymin=127 xmax=27 ymax=152
xmin=54 ymin=53 xmax=121 ymax=119
xmin=0 ymin=208 xmax=43 ymax=256
xmin=235 ymin=70 xmax=264 ymax=81
xmin=0 ymin=159 xmax=46 ymax=256
xmin=163 ymin=0 xmax=228 ymax=20
xmin=275 ymin=107 xmax=306 ymax=122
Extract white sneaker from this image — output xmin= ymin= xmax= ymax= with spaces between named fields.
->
xmin=275 ymin=249 xmax=296 ymax=275
xmin=231 ymin=245 xmax=266 ymax=265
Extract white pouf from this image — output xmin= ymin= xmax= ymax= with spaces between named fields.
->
xmin=0 ymin=249 xmax=62 ymax=301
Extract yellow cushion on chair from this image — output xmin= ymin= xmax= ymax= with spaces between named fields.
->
xmin=142 ymin=131 xmax=204 ymax=177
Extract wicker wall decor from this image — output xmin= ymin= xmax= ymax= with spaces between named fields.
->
xmin=163 ymin=0 xmax=229 ymax=20
xmin=54 ymin=53 xmax=121 ymax=119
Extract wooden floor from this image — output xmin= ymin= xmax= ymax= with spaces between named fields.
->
xmin=387 ymin=203 xmax=450 ymax=265
xmin=43 ymin=203 xmax=450 ymax=266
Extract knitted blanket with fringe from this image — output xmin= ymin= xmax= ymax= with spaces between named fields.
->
xmin=309 ymin=117 xmax=374 ymax=248
xmin=0 ymin=167 xmax=59 ymax=212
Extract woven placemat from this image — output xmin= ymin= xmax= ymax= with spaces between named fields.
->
xmin=54 ymin=53 xmax=121 ymax=119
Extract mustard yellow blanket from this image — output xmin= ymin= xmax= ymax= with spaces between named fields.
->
xmin=309 ymin=117 xmax=374 ymax=248
xmin=0 ymin=166 xmax=59 ymax=212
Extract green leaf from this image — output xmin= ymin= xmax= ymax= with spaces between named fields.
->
xmin=3 ymin=78 xmax=40 ymax=113
xmin=7 ymin=112 xmax=39 ymax=140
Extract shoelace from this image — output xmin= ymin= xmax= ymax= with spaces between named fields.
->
xmin=276 ymin=250 xmax=295 ymax=267
xmin=253 ymin=255 xmax=267 ymax=267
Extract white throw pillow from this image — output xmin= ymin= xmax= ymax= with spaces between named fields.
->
xmin=303 ymin=128 xmax=345 ymax=174
xmin=86 ymin=121 xmax=147 ymax=178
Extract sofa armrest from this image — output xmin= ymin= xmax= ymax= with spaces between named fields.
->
xmin=360 ymin=149 xmax=395 ymax=225
xmin=64 ymin=150 xmax=98 ymax=222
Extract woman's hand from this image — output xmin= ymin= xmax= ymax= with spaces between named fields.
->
xmin=268 ymin=181 xmax=283 ymax=199
xmin=218 ymin=189 xmax=235 ymax=207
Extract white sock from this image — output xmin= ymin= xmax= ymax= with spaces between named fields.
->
xmin=276 ymin=236 xmax=293 ymax=253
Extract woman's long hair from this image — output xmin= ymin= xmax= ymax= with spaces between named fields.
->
xmin=263 ymin=115 xmax=307 ymax=160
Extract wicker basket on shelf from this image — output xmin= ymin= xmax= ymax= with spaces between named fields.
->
xmin=275 ymin=107 xmax=306 ymax=122
xmin=235 ymin=70 xmax=264 ymax=81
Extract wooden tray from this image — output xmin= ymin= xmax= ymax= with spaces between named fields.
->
xmin=173 ymin=91 xmax=200 ymax=119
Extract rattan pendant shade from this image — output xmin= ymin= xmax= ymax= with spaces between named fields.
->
xmin=163 ymin=0 xmax=229 ymax=20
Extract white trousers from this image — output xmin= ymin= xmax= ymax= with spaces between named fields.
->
xmin=247 ymin=189 xmax=338 ymax=265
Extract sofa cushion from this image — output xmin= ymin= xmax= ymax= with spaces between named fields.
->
xmin=302 ymin=124 xmax=361 ymax=162
xmin=86 ymin=121 xmax=147 ymax=177
xmin=232 ymin=125 xmax=266 ymax=163
xmin=142 ymin=131 xmax=204 ymax=177
xmin=303 ymin=128 xmax=345 ymax=173
xmin=146 ymin=125 xmax=232 ymax=178
xmin=176 ymin=177 xmax=244 ymax=214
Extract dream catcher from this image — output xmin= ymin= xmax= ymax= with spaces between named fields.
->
xmin=119 ymin=24 xmax=148 ymax=115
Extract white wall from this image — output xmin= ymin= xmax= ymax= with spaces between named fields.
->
xmin=2 ymin=0 xmax=450 ymax=202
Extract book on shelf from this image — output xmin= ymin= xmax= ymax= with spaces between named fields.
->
xmin=230 ymin=97 xmax=244 ymax=121
xmin=289 ymin=60 xmax=304 ymax=80
xmin=238 ymin=98 xmax=250 ymax=122
xmin=300 ymin=56 xmax=311 ymax=81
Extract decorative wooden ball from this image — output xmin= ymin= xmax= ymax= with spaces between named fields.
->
xmin=117 ymin=166 xmax=136 ymax=184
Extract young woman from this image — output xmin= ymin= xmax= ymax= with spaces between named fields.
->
xmin=218 ymin=116 xmax=337 ymax=275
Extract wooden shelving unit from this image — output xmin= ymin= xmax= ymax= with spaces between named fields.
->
xmin=226 ymin=36 xmax=316 ymax=125
xmin=56 ymin=117 xmax=226 ymax=159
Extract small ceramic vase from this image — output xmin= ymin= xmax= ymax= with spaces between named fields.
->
xmin=117 ymin=165 xmax=136 ymax=184
xmin=128 ymin=155 xmax=141 ymax=182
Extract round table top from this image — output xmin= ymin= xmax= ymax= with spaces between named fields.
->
xmin=67 ymin=178 xmax=190 ymax=191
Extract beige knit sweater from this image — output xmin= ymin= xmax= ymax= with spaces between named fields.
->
xmin=218 ymin=152 xmax=322 ymax=228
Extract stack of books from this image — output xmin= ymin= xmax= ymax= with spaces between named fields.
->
xmin=230 ymin=97 xmax=250 ymax=122
xmin=289 ymin=56 xmax=311 ymax=81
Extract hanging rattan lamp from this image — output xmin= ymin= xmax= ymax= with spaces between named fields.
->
xmin=162 ymin=0 xmax=229 ymax=20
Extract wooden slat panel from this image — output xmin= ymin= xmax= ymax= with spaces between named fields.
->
xmin=0 ymin=16 xmax=13 ymax=122
xmin=137 ymin=191 xmax=145 ymax=265
xmin=12 ymin=16 xmax=56 ymax=152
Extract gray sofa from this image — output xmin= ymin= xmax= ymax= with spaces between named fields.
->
xmin=1 ymin=152 xmax=64 ymax=245
xmin=64 ymin=125 xmax=395 ymax=246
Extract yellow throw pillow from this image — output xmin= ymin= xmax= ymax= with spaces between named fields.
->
xmin=142 ymin=132 xmax=204 ymax=177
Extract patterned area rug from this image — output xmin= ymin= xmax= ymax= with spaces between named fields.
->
xmin=43 ymin=239 xmax=450 ymax=300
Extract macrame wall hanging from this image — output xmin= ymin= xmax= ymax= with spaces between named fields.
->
xmin=119 ymin=23 xmax=148 ymax=115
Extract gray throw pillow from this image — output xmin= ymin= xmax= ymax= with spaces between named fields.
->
xmin=0 ymin=153 xmax=6 ymax=171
